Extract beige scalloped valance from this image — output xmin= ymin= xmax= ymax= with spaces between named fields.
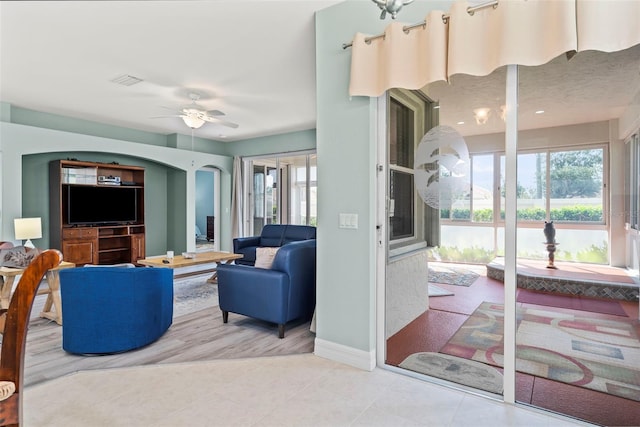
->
xmin=577 ymin=0 xmax=640 ymax=52
xmin=348 ymin=0 xmax=640 ymax=97
xmin=349 ymin=10 xmax=448 ymax=97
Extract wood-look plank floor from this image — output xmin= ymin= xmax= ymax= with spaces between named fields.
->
xmin=23 ymin=294 xmax=315 ymax=388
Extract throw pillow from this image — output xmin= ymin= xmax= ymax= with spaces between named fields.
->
xmin=254 ymin=247 xmax=279 ymax=269
xmin=0 ymin=246 xmax=42 ymax=268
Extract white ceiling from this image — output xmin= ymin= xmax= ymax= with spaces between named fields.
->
xmin=2 ymin=1 xmax=639 ymax=143
xmin=0 ymin=1 xmax=341 ymax=142
xmin=425 ymin=46 xmax=640 ymax=137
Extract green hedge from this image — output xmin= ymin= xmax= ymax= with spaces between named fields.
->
xmin=550 ymin=206 xmax=603 ymax=222
xmin=442 ymin=205 xmax=602 ymax=222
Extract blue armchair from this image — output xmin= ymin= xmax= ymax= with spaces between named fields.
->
xmin=217 ymin=239 xmax=316 ymax=338
xmin=59 ymin=267 xmax=173 ymax=354
xmin=233 ymin=224 xmax=316 ymax=266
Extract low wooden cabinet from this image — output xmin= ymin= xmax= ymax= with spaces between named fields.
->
xmin=49 ymin=159 xmax=146 ymax=265
xmin=61 ymin=228 xmax=99 ymax=265
xmin=131 ymin=232 xmax=146 ymax=262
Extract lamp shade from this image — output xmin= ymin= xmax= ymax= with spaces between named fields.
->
xmin=14 ymin=217 xmax=42 ymax=248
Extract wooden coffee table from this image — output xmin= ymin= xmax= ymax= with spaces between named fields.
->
xmin=138 ymin=251 xmax=243 ymax=283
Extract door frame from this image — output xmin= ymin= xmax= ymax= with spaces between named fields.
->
xmin=374 ymin=65 xmax=519 ymax=404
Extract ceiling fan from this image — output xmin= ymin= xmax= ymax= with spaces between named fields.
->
xmin=156 ymin=93 xmax=239 ymax=129
xmin=372 ymin=0 xmax=414 ymax=19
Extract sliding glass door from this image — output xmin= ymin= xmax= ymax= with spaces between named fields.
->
xmin=251 ymin=163 xmax=278 ymax=235
xmin=512 ymin=45 xmax=640 ymax=426
xmin=245 ymin=151 xmax=317 ymax=236
xmin=383 ymin=43 xmax=640 ymax=427
xmin=289 ymin=154 xmax=317 ymax=226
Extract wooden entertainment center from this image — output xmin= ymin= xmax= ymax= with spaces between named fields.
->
xmin=49 ymin=159 xmax=145 ymax=265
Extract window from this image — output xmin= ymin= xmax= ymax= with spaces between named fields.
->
xmin=252 ymin=164 xmax=277 ymax=235
xmin=389 ymin=170 xmax=414 ymax=239
xmin=471 ymin=154 xmax=494 ymax=222
xmin=389 ymin=97 xmax=415 ymax=241
xmin=549 ymin=148 xmax=604 ymax=222
xmin=388 ymin=89 xmax=436 ymax=252
xmin=515 ymin=152 xmax=547 ymax=221
xmin=440 ymin=154 xmax=491 ymax=221
xmin=246 ymin=151 xmax=316 ymax=235
xmin=443 ymin=146 xmax=606 ymax=225
xmin=290 ymin=155 xmax=317 ymax=226
xmin=499 ymin=146 xmax=605 ymax=224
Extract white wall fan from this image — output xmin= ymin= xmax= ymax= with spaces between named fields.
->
xmin=156 ymin=92 xmax=239 ymax=129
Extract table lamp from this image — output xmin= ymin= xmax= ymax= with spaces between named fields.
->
xmin=14 ymin=217 xmax=42 ymax=249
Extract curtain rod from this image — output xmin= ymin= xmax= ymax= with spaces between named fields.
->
xmin=342 ymin=0 xmax=498 ymax=49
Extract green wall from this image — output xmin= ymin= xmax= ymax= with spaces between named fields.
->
xmin=11 ymin=106 xmax=171 ymax=147
xmin=8 ymin=104 xmax=230 ymax=154
xmin=225 ymin=129 xmax=317 ymax=158
xmin=22 ymin=152 xmax=170 ymax=256
xmin=315 ymin=0 xmax=454 ymax=359
xmin=166 ymin=167 xmax=187 ymax=254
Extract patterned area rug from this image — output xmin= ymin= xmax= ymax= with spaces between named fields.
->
xmin=173 ymin=273 xmax=219 ymax=317
xmin=399 ymin=352 xmax=503 ymax=394
xmin=428 ymin=266 xmax=479 ymax=287
xmin=441 ymin=302 xmax=640 ymax=401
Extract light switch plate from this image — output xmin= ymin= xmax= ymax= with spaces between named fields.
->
xmin=339 ymin=213 xmax=358 ymax=229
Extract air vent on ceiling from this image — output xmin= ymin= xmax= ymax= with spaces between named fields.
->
xmin=110 ymin=74 xmax=143 ymax=86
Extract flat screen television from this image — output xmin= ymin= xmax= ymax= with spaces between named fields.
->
xmin=66 ymin=185 xmax=138 ymax=225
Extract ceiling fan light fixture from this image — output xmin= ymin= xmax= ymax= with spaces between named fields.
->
xmin=473 ymin=107 xmax=491 ymax=125
xmin=182 ymin=115 xmax=205 ymax=129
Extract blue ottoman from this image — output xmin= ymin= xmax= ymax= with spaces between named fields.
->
xmin=59 ymin=267 xmax=173 ymax=354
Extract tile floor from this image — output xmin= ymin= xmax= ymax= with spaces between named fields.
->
xmin=24 ymin=354 xmax=591 ymax=427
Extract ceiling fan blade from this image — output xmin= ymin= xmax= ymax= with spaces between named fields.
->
xmin=206 ymin=109 xmax=225 ymax=117
xmin=219 ymin=120 xmax=239 ymax=129
xmin=150 ymin=114 xmax=186 ymax=119
xmin=202 ymin=115 xmax=239 ymax=128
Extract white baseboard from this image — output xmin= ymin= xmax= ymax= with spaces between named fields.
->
xmin=314 ymin=338 xmax=376 ymax=371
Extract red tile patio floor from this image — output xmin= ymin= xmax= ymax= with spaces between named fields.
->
xmin=386 ymin=260 xmax=640 ymax=427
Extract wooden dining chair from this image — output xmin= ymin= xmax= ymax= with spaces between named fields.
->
xmin=0 ymin=250 xmax=62 ymax=426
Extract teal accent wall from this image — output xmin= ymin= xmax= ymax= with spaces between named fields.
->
xmin=22 ymin=152 xmax=170 ymax=257
xmin=8 ymin=104 xmax=229 ymax=154
xmin=315 ymin=1 xmax=382 ymax=354
xmin=315 ymin=0 xmax=453 ymax=355
xmin=10 ymin=106 xmax=170 ymax=147
xmin=3 ymin=103 xmax=314 ymax=158
xmin=226 ymin=129 xmax=316 ymax=157
xmin=171 ymin=132 xmax=229 ymax=154
xmin=0 ymin=120 xmax=232 ymax=255
xmin=196 ymin=169 xmax=215 ymax=239
xmin=0 ymin=103 xmax=10 ymax=122
xmin=166 ymin=168 xmax=187 ymax=254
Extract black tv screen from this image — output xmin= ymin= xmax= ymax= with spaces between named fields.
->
xmin=67 ymin=185 xmax=138 ymax=225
